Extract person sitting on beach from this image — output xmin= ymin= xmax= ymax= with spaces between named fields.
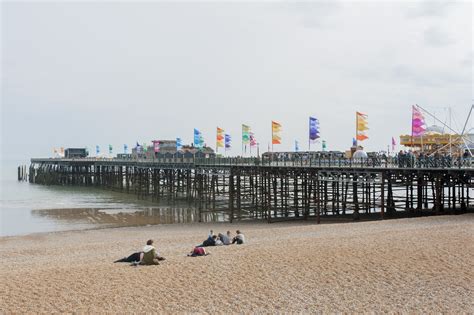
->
xmin=187 ymin=246 xmax=209 ymax=257
xmin=141 ymin=239 xmax=165 ymax=265
xmin=218 ymin=232 xmax=230 ymax=245
xmin=232 ymin=230 xmax=245 ymax=245
xmin=215 ymin=235 xmax=224 ymax=246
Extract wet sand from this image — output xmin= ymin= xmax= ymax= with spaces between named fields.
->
xmin=1 ymin=214 xmax=473 ymax=313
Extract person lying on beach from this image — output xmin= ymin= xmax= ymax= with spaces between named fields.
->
xmin=187 ymin=246 xmax=209 ymax=257
xmin=114 ymin=251 xmax=143 ymax=263
xmin=198 ymin=234 xmax=218 ymax=247
xmin=232 ymin=230 xmax=245 ymax=245
xmin=114 ymin=239 xmax=165 ymax=264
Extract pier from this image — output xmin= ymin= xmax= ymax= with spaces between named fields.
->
xmin=26 ymin=157 xmax=473 ymax=222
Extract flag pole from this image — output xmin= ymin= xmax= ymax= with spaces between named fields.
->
xmin=411 ymin=105 xmax=414 ymax=150
xmin=241 ymin=126 xmax=244 ymax=157
xmin=355 ymin=112 xmax=358 ymax=147
xmin=271 ymin=121 xmax=274 ymax=152
xmin=308 ymin=118 xmax=311 ymax=152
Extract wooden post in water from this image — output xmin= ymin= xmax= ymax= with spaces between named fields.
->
xmin=380 ymin=172 xmax=385 ymax=219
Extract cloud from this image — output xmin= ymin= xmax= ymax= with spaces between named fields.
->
xmin=405 ymin=0 xmax=457 ymax=18
xmin=280 ymin=1 xmax=342 ymax=29
xmin=423 ymin=27 xmax=455 ymax=47
xmin=390 ymin=64 xmax=469 ymax=88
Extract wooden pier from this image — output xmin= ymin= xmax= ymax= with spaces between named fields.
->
xmin=26 ymin=157 xmax=473 ymax=222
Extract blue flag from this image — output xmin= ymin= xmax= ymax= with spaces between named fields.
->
xmin=176 ymin=138 xmax=183 ymax=150
xmin=295 ymin=140 xmax=300 ymax=152
xmin=225 ymin=134 xmax=232 ymax=149
xmin=194 ymin=129 xmax=204 ymax=148
xmin=96 ymin=145 xmax=100 ymax=154
xmin=124 ymin=144 xmax=128 ymax=154
xmin=193 ymin=129 xmax=200 ymax=147
xmin=135 ymin=142 xmax=142 ymax=154
xmin=309 ymin=117 xmax=320 ymax=142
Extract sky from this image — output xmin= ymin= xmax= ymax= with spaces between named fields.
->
xmin=1 ymin=0 xmax=473 ymax=162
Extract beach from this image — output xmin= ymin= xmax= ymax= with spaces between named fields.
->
xmin=1 ymin=214 xmax=473 ymax=313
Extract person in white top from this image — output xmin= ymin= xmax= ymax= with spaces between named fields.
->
xmin=232 ymin=230 xmax=245 ymax=244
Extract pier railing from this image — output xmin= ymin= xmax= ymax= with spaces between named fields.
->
xmin=31 ymin=156 xmax=473 ymax=169
xmin=194 ymin=156 xmax=473 ymax=169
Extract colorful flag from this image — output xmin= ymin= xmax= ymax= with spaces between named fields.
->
xmin=96 ymin=145 xmax=100 ymax=154
xmin=135 ymin=142 xmax=142 ymax=154
xmin=176 ymin=138 xmax=183 ymax=150
xmin=124 ymin=144 xmax=128 ymax=154
xmin=272 ymin=121 xmax=282 ymax=145
xmin=412 ymin=105 xmax=426 ymax=137
xmin=352 ymin=138 xmax=357 ymax=146
xmin=242 ymin=124 xmax=251 ymax=145
xmin=356 ymin=112 xmax=369 ymax=141
xmin=295 ymin=140 xmax=299 ymax=152
xmin=322 ymin=140 xmax=327 ymax=151
xmin=225 ymin=134 xmax=232 ymax=150
xmin=194 ymin=129 xmax=204 ymax=148
xmin=108 ymin=145 xmax=113 ymax=154
xmin=249 ymin=132 xmax=257 ymax=147
xmin=143 ymin=143 xmax=148 ymax=153
xmin=309 ymin=117 xmax=320 ymax=142
xmin=216 ymin=127 xmax=225 ymax=150
xmin=391 ymin=137 xmax=396 ymax=151
xmin=152 ymin=140 xmax=160 ymax=153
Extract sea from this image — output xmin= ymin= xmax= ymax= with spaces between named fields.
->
xmin=0 ymin=159 xmax=212 ymax=237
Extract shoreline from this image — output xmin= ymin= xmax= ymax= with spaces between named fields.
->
xmin=4 ymin=206 xmax=472 ymax=239
xmin=2 ymin=214 xmax=473 ymax=313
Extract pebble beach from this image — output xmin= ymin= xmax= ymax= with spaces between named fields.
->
xmin=1 ymin=214 xmax=473 ymax=313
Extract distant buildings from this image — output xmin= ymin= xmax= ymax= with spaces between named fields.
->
xmin=65 ymin=148 xmax=88 ymax=158
xmin=131 ymin=140 xmax=215 ymax=159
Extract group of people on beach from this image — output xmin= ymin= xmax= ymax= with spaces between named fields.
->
xmin=114 ymin=229 xmax=245 ymax=265
xmin=189 ymin=230 xmax=245 ymax=257
xmin=198 ymin=230 xmax=244 ymax=247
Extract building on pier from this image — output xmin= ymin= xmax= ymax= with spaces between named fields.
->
xmin=131 ymin=140 xmax=215 ymax=159
xmin=64 ymin=148 xmax=88 ymax=158
xmin=399 ymin=125 xmax=469 ymax=156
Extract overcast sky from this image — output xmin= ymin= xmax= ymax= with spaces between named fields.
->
xmin=1 ymin=1 xmax=472 ymax=161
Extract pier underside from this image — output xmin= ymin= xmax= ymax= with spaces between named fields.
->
xmin=26 ymin=158 xmax=473 ymax=222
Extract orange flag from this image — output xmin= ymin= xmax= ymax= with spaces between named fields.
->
xmin=356 ymin=112 xmax=369 ymax=141
xmin=272 ymin=121 xmax=282 ymax=144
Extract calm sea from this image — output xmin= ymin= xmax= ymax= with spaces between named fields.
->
xmin=0 ymin=159 xmax=214 ymax=237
